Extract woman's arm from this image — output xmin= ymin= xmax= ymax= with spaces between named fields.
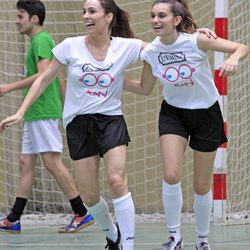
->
xmin=197 ymin=34 xmax=249 ymax=76
xmin=140 ymin=41 xmax=149 ymax=51
xmin=59 ymin=72 xmax=66 ymax=107
xmin=0 ymin=58 xmax=63 ymax=132
xmin=124 ymin=61 xmax=157 ymax=95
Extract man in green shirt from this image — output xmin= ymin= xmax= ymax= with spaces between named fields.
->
xmin=0 ymin=0 xmax=94 ymax=233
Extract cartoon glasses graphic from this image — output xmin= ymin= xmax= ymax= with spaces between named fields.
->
xmin=79 ymin=73 xmax=114 ymax=88
xmin=162 ymin=64 xmax=195 ymax=82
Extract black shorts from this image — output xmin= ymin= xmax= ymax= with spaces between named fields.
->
xmin=66 ymin=114 xmax=130 ymax=160
xmin=159 ymin=100 xmax=228 ymax=152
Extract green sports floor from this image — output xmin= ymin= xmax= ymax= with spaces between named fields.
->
xmin=0 ymin=223 xmax=249 ymax=250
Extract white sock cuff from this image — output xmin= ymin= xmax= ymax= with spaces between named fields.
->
xmin=162 ymin=180 xmax=182 ymax=195
xmin=194 ymin=190 xmax=212 ymax=204
xmin=85 ymin=196 xmax=108 ymax=213
xmin=112 ymin=192 xmax=133 ymax=211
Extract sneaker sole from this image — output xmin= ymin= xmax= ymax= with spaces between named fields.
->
xmin=58 ymin=219 xmax=95 ymax=233
xmin=0 ymin=229 xmax=21 ymax=234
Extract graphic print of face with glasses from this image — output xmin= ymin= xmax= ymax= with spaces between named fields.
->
xmin=162 ymin=64 xmax=195 ymax=87
xmin=79 ymin=72 xmax=114 ymax=97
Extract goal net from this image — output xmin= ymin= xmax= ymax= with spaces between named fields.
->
xmin=0 ymin=0 xmax=249 ymax=225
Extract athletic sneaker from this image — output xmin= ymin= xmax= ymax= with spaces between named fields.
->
xmin=196 ymin=242 xmax=210 ymax=250
xmin=105 ymin=223 xmax=121 ymax=250
xmin=58 ymin=214 xmax=95 ymax=233
xmin=162 ymin=236 xmax=184 ymax=250
xmin=0 ymin=217 xmax=21 ymax=233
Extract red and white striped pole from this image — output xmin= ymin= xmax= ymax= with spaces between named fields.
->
xmin=213 ymin=0 xmax=228 ymax=225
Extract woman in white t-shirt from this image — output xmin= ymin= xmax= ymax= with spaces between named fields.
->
xmin=0 ymin=0 xmax=147 ymax=249
xmin=124 ymin=0 xmax=249 ymax=250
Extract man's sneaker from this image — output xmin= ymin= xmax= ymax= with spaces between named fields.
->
xmin=162 ymin=236 xmax=184 ymax=250
xmin=58 ymin=214 xmax=95 ymax=233
xmin=0 ymin=217 xmax=21 ymax=234
xmin=196 ymin=242 xmax=210 ymax=250
xmin=105 ymin=222 xmax=121 ymax=250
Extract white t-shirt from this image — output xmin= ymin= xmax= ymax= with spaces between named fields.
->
xmin=141 ymin=32 xmax=219 ymax=109
xmin=52 ymin=36 xmax=142 ymax=127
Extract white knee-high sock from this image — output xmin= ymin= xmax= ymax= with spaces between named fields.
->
xmin=162 ymin=181 xmax=182 ymax=240
xmin=194 ymin=190 xmax=212 ymax=244
xmin=86 ymin=197 xmax=117 ymax=242
xmin=113 ymin=192 xmax=135 ymax=250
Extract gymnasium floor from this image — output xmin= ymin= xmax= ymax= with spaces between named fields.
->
xmin=0 ymin=222 xmax=249 ymax=250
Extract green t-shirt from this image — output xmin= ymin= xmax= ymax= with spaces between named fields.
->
xmin=23 ymin=30 xmax=62 ymax=121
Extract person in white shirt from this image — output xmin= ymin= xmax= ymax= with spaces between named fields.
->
xmin=124 ymin=0 xmax=249 ymax=250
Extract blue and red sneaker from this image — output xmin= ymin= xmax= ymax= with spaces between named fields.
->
xmin=58 ymin=214 xmax=95 ymax=233
xmin=0 ymin=217 xmax=21 ymax=234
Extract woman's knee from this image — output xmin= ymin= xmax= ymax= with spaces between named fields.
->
xmin=108 ymin=174 xmax=127 ymax=196
xmin=163 ymin=168 xmax=181 ymax=184
xmin=193 ymin=179 xmax=212 ymax=194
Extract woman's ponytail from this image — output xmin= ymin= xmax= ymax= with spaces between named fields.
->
xmin=100 ymin=0 xmax=135 ymax=38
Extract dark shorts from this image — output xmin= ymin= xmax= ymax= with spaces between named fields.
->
xmin=159 ymin=100 xmax=228 ymax=152
xmin=66 ymin=114 xmax=130 ymax=160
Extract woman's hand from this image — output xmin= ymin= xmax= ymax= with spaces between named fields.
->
xmin=197 ymin=28 xmax=217 ymax=39
xmin=219 ymin=57 xmax=238 ymax=76
xmin=0 ymin=113 xmax=23 ymax=133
